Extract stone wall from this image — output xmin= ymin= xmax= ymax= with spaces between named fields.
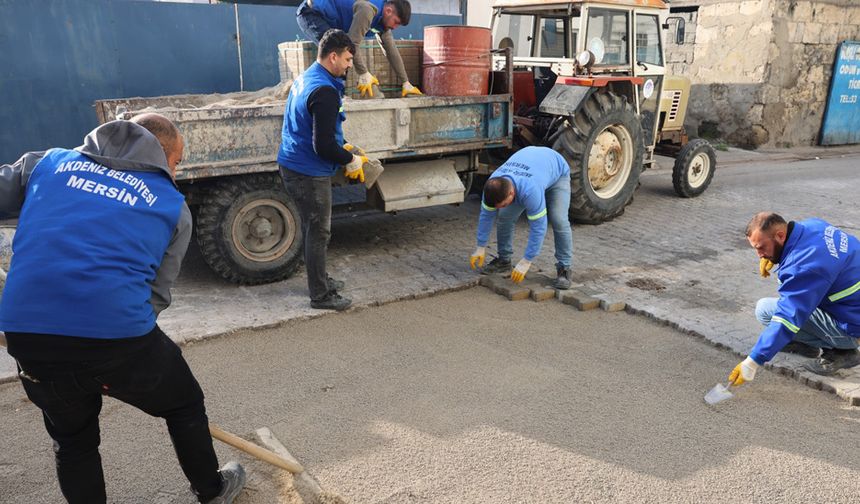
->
xmin=764 ymin=0 xmax=860 ymax=146
xmin=666 ymin=0 xmax=860 ymax=147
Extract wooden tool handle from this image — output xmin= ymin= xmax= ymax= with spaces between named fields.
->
xmin=209 ymin=423 xmax=304 ymax=474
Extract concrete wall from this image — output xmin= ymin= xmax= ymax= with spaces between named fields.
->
xmin=0 ymin=0 xmax=459 ymax=163
xmin=666 ymin=0 xmax=860 ymax=147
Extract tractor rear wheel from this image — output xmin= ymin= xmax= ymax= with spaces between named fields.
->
xmin=552 ymin=92 xmax=644 ymax=224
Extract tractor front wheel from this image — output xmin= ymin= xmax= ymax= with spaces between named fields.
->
xmin=672 ymin=138 xmax=716 ymax=198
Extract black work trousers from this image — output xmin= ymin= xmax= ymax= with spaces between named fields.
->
xmin=281 ymin=166 xmax=333 ymax=301
xmin=11 ymin=326 xmax=222 ymax=504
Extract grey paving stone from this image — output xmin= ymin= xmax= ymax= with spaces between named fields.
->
xmin=560 ymin=290 xmax=600 ymax=311
xmin=530 ymin=287 xmax=557 ymax=302
xmin=599 ymin=298 xmax=627 ymax=312
xmin=495 ymin=283 xmax=531 ymax=301
xmin=478 ymin=275 xmax=498 ymax=290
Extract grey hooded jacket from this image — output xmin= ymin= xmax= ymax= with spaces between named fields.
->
xmin=0 ymin=121 xmax=192 ymax=314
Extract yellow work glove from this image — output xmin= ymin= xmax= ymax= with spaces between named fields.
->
xmin=343 ymin=143 xmax=366 ymax=156
xmin=344 ymin=154 xmax=367 ymax=183
xmin=510 ymin=258 xmax=531 ymax=284
xmin=728 ymin=356 xmax=760 ymax=386
xmin=357 ymin=72 xmax=379 ymax=98
xmin=402 ymin=81 xmax=423 ymax=97
xmin=470 ymin=247 xmax=486 ymax=270
xmin=759 ymin=258 xmax=775 ymax=278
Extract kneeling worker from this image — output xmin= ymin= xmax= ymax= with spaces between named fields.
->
xmin=730 ymin=212 xmax=860 ymax=387
xmin=469 ymin=146 xmax=574 ymax=290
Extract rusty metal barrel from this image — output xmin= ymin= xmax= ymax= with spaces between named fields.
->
xmin=422 ymin=25 xmax=491 ymax=96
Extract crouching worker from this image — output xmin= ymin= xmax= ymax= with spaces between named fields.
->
xmin=730 ymin=212 xmax=860 ymax=386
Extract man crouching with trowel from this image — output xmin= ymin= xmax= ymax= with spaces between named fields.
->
xmin=729 ymin=212 xmax=860 ymax=387
xmin=0 ymin=114 xmax=245 ymax=503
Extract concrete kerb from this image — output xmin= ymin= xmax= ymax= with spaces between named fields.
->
xmin=647 ymin=145 xmax=860 ymax=176
xmin=715 ymin=145 xmax=860 ymax=167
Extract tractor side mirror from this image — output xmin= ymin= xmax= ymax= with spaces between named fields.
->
xmin=663 ymin=17 xmax=686 ymax=45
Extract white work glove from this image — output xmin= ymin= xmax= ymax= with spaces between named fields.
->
xmin=401 ymin=81 xmax=423 ymax=97
xmin=728 ymin=356 xmax=760 ymax=386
xmin=344 ymin=154 xmax=366 ymax=183
xmin=510 ymin=258 xmax=531 ymax=284
xmin=357 ymin=72 xmax=379 ymax=98
xmin=470 ymin=247 xmax=486 ymax=270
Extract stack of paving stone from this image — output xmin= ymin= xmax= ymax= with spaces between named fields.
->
xmin=278 ymin=40 xmax=423 ymax=99
xmin=479 ymin=273 xmax=627 ymax=312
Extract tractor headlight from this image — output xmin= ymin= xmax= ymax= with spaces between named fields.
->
xmin=577 ymin=50 xmax=595 ymax=67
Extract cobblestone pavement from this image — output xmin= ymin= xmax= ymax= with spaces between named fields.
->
xmin=2 ymin=148 xmax=860 ymax=405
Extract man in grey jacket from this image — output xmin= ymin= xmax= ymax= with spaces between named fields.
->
xmin=0 ymin=114 xmax=245 ymax=504
xmin=296 ymin=0 xmax=423 ymax=98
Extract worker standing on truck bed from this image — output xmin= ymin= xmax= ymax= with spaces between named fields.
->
xmin=470 ymin=146 xmax=575 ymax=290
xmin=0 ymin=113 xmax=245 ymax=504
xmin=279 ymin=29 xmax=368 ymax=311
xmin=296 ymin=0 xmax=423 ymax=98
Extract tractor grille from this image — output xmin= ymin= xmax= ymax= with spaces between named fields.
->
xmin=668 ymin=90 xmax=682 ymax=122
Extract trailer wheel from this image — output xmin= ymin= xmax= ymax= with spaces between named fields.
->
xmin=672 ymin=138 xmax=716 ymax=198
xmin=552 ymin=92 xmax=644 ymax=224
xmin=196 ymin=173 xmax=303 ymax=285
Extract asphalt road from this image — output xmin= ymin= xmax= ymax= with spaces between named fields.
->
xmin=3 ymin=287 xmax=860 ymax=503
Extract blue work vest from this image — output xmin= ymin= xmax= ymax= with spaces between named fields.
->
xmin=311 ymin=0 xmax=385 ymax=36
xmin=0 ymin=149 xmax=185 ymax=339
xmin=278 ymin=61 xmax=346 ymax=177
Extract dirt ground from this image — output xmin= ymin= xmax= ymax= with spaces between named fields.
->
xmin=2 ymin=287 xmax=860 ymax=503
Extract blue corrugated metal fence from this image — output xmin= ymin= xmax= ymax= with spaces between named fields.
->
xmin=0 ymin=0 xmax=459 ymax=162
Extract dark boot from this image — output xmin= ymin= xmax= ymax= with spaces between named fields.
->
xmin=327 ymin=275 xmax=345 ymax=292
xmin=553 ymin=265 xmax=572 ymax=290
xmin=310 ymin=291 xmax=352 ymax=311
xmin=481 ymin=257 xmax=511 ymax=275
xmin=804 ymin=348 xmax=860 ymax=375
xmin=206 ymin=461 xmax=246 ymax=504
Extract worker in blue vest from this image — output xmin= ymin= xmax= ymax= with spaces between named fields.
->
xmin=0 ymin=114 xmax=245 ymax=504
xmin=296 ymin=0 xmax=422 ymax=98
xmin=730 ymin=212 xmax=860 ymax=386
xmin=469 ymin=146 xmax=574 ymax=290
xmin=279 ymin=29 xmax=369 ymax=311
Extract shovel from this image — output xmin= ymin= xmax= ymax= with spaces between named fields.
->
xmin=704 ymin=382 xmax=735 ymax=405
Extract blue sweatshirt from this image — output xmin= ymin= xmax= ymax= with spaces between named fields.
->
xmin=475 ymin=146 xmax=570 ymax=261
xmin=750 ymin=219 xmax=860 ymax=364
